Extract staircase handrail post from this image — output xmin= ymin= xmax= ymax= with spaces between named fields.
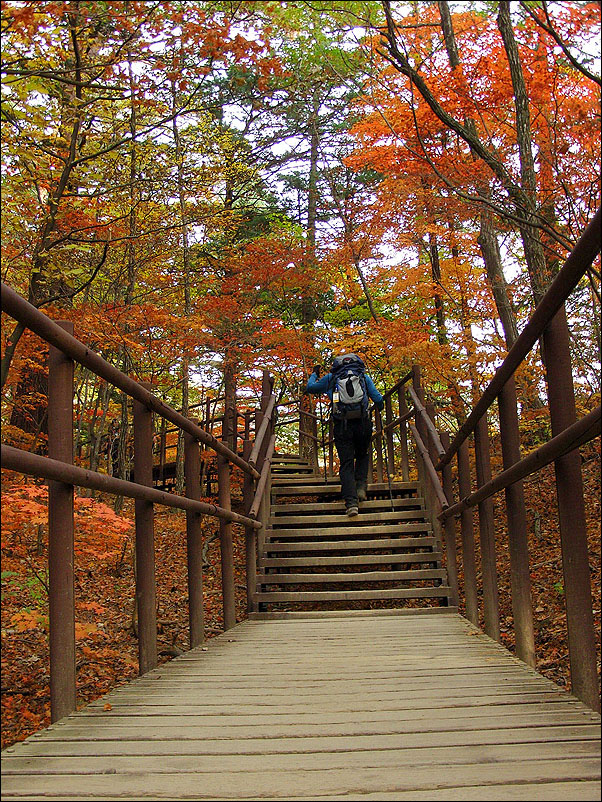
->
xmin=439 ymin=431 xmax=459 ymax=607
xmin=374 ymin=405 xmax=384 ymax=483
xmin=497 ymin=377 xmax=536 ymax=667
xmin=384 ymin=394 xmax=395 ymax=478
xmin=412 ymin=366 xmax=433 ymax=517
xmin=474 ymin=414 xmax=500 ymax=642
xmin=242 ymin=439 xmax=258 ymax=613
xmin=426 ymin=401 xmax=446 ymax=556
xmin=217 ymin=451 xmax=236 ymax=630
xmin=543 ymin=305 xmax=599 ymax=712
xmin=457 ymin=440 xmax=479 ymax=626
xmin=133 ymin=382 xmax=158 ymax=675
xmin=184 ymin=419 xmax=204 ymax=649
xmin=397 ymin=385 xmax=410 ymax=481
xmin=48 ymin=321 xmax=77 ymax=721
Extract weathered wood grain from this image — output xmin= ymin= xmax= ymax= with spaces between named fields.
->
xmin=2 ymin=613 xmax=599 ymax=801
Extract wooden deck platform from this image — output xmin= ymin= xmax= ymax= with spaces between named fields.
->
xmin=1 ymin=610 xmax=600 ymax=801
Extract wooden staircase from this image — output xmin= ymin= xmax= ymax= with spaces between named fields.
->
xmin=254 ymin=454 xmax=453 ymax=611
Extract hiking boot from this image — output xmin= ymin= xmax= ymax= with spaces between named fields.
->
xmin=346 ymin=504 xmax=359 ymax=517
xmin=357 ymin=483 xmax=367 ymax=502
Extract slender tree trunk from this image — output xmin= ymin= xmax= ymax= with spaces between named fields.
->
xmin=438 ymin=0 xmax=521 ymax=350
xmin=497 ymin=2 xmax=550 ymax=305
xmin=477 ymin=211 xmax=519 ymax=349
xmin=114 ymin=37 xmax=139 ymax=512
xmin=171 ymin=81 xmax=193 ymax=493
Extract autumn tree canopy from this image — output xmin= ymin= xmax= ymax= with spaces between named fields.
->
xmin=1 ymin=0 xmax=599 ymax=443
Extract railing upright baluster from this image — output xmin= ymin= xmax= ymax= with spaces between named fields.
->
xmin=440 ymin=431 xmax=459 ymax=607
xmin=474 ymin=415 xmax=500 ymax=642
xmin=384 ymin=394 xmax=395 ymax=478
xmin=217 ymin=452 xmax=236 ymax=630
xmin=497 ymin=378 xmax=536 ymax=667
xmin=328 ymin=418 xmax=334 ymax=477
xmin=133 ymin=383 xmax=158 ymax=674
xmin=458 ymin=440 xmax=479 ymax=625
xmin=374 ymin=406 xmax=384 ymax=483
xmin=184 ymin=421 xmax=203 ymax=648
xmin=48 ymin=321 xmax=76 ymax=721
xmin=543 ymin=306 xmax=599 ymax=712
xmin=411 ymin=367 xmax=427 ymax=500
xmin=397 ymin=386 xmax=410 ymax=481
xmin=242 ymin=439 xmax=258 ymax=613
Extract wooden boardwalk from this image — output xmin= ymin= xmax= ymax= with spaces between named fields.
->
xmin=1 ymin=610 xmax=600 ymax=801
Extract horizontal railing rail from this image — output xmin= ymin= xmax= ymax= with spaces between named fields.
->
xmin=437 ymin=206 xmax=601 ymax=471
xmin=1 ymin=283 xmax=277 ymax=726
xmin=1 ymin=444 xmax=261 ymax=529
xmin=1 ymin=283 xmax=259 ymax=479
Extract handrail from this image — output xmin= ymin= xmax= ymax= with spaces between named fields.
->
xmin=438 ymin=205 xmax=601 ymax=469
xmin=1 ymin=444 xmax=261 ymax=529
xmin=382 ymin=407 xmax=414 ymax=432
xmin=248 ymin=434 xmax=277 ymax=519
xmin=441 ymin=405 xmax=601 ymax=520
xmin=0 ymin=282 xmax=259 ymax=480
xmin=248 ymin=393 xmax=276 ymax=468
xmin=408 ymin=423 xmax=449 ymax=510
xmin=407 ymin=387 xmax=445 ymax=459
xmin=381 ymin=369 xmax=413 ymax=402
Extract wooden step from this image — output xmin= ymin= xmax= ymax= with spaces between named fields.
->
xmin=271 ymin=467 xmax=315 ymax=475
xmin=266 ymin=523 xmax=433 ymax=541
xmin=271 ymin=481 xmax=419 ymax=496
xmin=271 ymin=497 xmax=425 ymax=514
xmin=263 ymin=536 xmax=438 ymax=553
xmin=258 ymin=552 xmax=443 ymax=567
xmin=270 ymin=510 xmax=429 ymax=527
xmin=254 ymin=587 xmax=451 ymax=602
xmin=257 ymin=568 xmax=447 ymax=584
xmin=265 ymin=523 xmax=432 ymax=540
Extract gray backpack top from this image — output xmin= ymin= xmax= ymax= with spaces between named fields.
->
xmin=330 ymin=354 xmax=369 ymax=420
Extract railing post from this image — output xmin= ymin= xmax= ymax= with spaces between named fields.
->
xmin=440 ymin=431 xmax=459 ymax=607
xmin=311 ymin=404 xmax=319 ymax=475
xmin=243 ymin=439 xmax=257 ymax=613
xmin=543 ymin=306 xmax=599 ymax=711
xmin=184 ymin=421 xmax=203 ymax=648
xmin=412 ymin=367 xmax=429 ymax=507
xmin=218 ymin=451 xmax=236 ymax=631
xmin=474 ymin=415 xmax=500 ymax=642
xmin=497 ymin=378 xmax=536 ymax=667
xmin=384 ymin=394 xmax=395 ymax=478
xmin=398 ymin=385 xmax=410 ymax=481
xmin=159 ymin=418 xmax=167 ymax=486
xmin=374 ymin=405 xmax=384 ymax=483
xmin=133 ymin=382 xmax=157 ymax=674
xmin=328 ymin=417 xmax=334 ymax=477
xmin=458 ymin=440 xmax=479 ymax=626
xmin=48 ymin=321 xmax=76 ymax=722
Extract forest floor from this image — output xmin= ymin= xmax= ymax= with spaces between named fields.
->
xmin=1 ymin=442 xmax=600 ymax=750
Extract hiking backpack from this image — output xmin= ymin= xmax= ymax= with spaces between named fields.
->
xmin=330 ymin=354 xmax=369 ymax=421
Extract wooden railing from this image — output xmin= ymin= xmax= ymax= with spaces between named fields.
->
xmin=301 ymin=207 xmax=601 ymax=713
xmin=0 ymin=285 xmax=278 ymax=722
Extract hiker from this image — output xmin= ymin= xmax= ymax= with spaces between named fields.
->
xmin=306 ymin=353 xmax=384 ymax=517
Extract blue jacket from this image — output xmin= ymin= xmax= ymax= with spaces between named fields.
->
xmin=306 ymin=370 xmax=384 ymax=411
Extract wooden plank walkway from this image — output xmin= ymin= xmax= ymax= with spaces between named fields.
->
xmin=1 ymin=610 xmax=600 ymax=801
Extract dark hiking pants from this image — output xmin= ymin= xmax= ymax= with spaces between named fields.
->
xmin=333 ymin=417 xmax=373 ymax=506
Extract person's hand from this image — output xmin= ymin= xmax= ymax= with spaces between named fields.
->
xmin=313 ymin=364 xmax=321 ymax=377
